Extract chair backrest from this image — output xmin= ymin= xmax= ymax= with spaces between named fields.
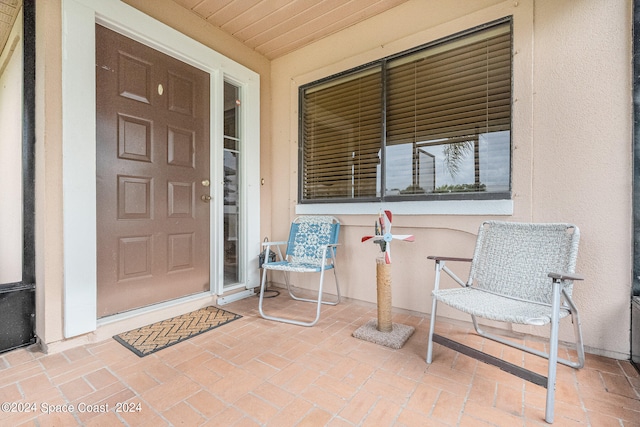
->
xmin=468 ymin=221 xmax=580 ymax=304
xmin=286 ymin=216 xmax=340 ymax=265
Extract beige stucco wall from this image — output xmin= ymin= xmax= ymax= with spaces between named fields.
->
xmin=269 ymin=0 xmax=632 ymax=358
xmin=33 ymin=0 xmax=631 ymax=358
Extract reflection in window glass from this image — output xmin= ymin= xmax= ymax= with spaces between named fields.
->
xmin=385 ymin=131 xmax=510 ymax=196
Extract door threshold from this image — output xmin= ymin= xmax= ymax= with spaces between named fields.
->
xmin=97 ymin=292 xmax=216 ymax=328
xmin=43 ymin=292 xmax=217 ymax=354
xmin=217 ymin=289 xmax=255 ymax=305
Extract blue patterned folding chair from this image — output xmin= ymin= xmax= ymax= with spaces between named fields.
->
xmin=258 ymin=216 xmax=341 ymax=326
xmin=426 ymin=221 xmax=585 ymax=424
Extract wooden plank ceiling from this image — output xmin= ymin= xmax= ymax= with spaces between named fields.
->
xmin=172 ymin=0 xmax=409 ymax=59
xmin=0 ymin=1 xmax=409 ymax=60
xmin=0 ymin=0 xmax=20 ymax=54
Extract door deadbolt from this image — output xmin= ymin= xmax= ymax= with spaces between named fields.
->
xmin=201 ymin=194 xmax=212 ymax=202
xmin=201 ymin=179 xmax=210 ymax=187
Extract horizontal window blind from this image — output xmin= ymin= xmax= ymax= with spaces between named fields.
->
xmin=386 ymin=22 xmax=511 ymax=146
xmin=302 ymin=67 xmax=382 ymax=200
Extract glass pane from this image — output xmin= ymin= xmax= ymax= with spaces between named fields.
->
xmin=385 ymin=131 xmax=510 ymax=195
xmin=224 ymin=137 xmax=237 ymax=151
xmin=385 ymin=21 xmax=511 ymax=198
xmin=224 ymin=81 xmax=239 ymax=139
xmin=223 ymin=81 xmax=240 ymax=286
xmin=224 ymin=150 xmax=239 ymax=285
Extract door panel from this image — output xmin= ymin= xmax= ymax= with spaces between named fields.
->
xmin=96 ymin=25 xmax=210 ymax=317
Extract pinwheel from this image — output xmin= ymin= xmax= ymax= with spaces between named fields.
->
xmin=361 ymin=210 xmax=414 ymax=264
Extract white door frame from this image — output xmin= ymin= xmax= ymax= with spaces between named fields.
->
xmin=61 ymin=0 xmax=260 ymax=338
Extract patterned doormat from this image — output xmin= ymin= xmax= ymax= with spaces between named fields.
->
xmin=113 ymin=306 xmax=242 ymax=357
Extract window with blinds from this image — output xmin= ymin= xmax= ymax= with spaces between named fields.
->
xmin=301 ymin=66 xmax=382 ymax=201
xmin=299 ymin=18 xmax=512 ymax=203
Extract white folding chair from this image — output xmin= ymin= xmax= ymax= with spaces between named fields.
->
xmin=426 ymin=221 xmax=585 ymax=424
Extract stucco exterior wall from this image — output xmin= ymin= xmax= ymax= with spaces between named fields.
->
xmin=269 ymin=0 xmax=632 ymax=358
xmin=530 ymin=0 xmax=632 ymax=358
xmin=33 ymin=0 xmax=632 ymax=358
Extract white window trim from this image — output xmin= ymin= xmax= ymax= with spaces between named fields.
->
xmin=61 ymin=0 xmax=260 ymax=338
xmin=296 ymin=200 xmax=513 ymax=216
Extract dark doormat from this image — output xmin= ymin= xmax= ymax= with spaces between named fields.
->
xmin=113 ymin=306 xmax=242 ymax=357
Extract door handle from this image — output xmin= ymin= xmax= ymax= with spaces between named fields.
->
xmin=201 ymin=194 xmax=212 ymax=202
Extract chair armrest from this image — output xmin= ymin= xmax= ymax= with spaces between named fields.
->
xmin=321 ymin=243 xmax=340 ymax=254
xmin=262 ymin=241 xmax=287 ymax=247
xmin=428 ymin=256 xmax=470 ymax=287
xmin=428 ymin=256 xmax=473 ymax=262
xmin=548 ymin=272 xmax=584 ymax=281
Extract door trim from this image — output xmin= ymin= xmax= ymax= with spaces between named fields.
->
xmin=633 ymin=0 xmax=640 ymax=370
xmin=62 ymin=0 xmax=260 ymax=338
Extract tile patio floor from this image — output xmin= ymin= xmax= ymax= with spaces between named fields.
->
xmin=1 ymin=293 xmax=639 ymax=426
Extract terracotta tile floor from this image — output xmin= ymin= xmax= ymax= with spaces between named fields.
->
xmin=1 ymin=294 xmax=639 ymax=426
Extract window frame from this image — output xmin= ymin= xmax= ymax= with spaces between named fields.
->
xmin=298 ymin=16 xmax=513 ymax=205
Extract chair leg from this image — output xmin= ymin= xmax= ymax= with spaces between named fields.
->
xmin=285 ymin=268 xmax=340 ymax=306
xmin=332 ymin=266 xmax=342 ymax=302
xmin=563 ymin=289 xmax=585 ymax=369
xmin=544 ymin=279 xmax=563 ymax=424
xmin=257 ymin=264 xmax=270 ymax=320
xmin=427 ymin=261 xmax=443 ymax=364
xmin=305 ymin=264 xmax=341 ymax=325
xmin=471 ymin=314 xmax=583 ymax=370
xmin=311 ymin=269 xmax=327 ymax=326
xmin=466 ymin=283 xmax=584 ymax=371
xmin=258 ymin=265 xmax=277 ymax=322
xmin=426 ymin=298 xmax=438 ymax=364
xmin=258 ymin=267 xmax=339 ymax=327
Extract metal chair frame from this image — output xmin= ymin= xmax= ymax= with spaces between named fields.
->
xmin=258 ymin=216 xmax=341 ymax=327
xmin=426 ymin=221 xmax=585 ymax=424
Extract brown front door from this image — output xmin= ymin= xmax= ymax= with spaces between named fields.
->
xmin=96 ymin=25 xmax=211 ymax=317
